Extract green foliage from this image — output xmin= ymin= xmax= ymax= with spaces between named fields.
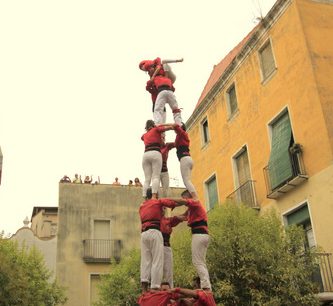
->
xmin=173 ymin=203 xmax=320 ymax=306
xmin=0 ymin=238 xmax=67 ymax=306
xmin=97 ymin=203 xmax=321 ymax=306
xmin=96 ymin=249 xmax=141 ymax=306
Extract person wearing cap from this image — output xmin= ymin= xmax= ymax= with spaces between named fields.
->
xmin=141 ymin=119 xmax=174 ymax=200
xmin=174 ymin=122 xmax=198 ymax=200
xmin=139 ymin=188 xmax=185 ymax=292
xmin=139 ymin=57 xmax=182 ymax=126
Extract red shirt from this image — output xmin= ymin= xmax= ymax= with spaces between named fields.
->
xmin=153 ymin=75 xmax=173 ymax=89
xmin=141 ymin=126 xmax=167 ymax=148
xmin=160 ymin=216 xmax=182 ymax=235
xmin=193 ymin=290 xmax=216 ymax=306
xmin=174 ymin=125 xmax=190 ymax=148
xmin=139 ymin=199 xmax=177 ymax=231
xmin=146 ymin=80 xmax=158 ymax=103
xmin=138 ymin=290 xmax=180 ymax=306
xmin=186 ymin=200 xmax=208 ymax=234
xmin=161 ymin=142 xmax=175 ymax=172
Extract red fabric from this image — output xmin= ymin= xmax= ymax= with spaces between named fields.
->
xmin=153 ymin=75 xmax=173 ymax=89
xmin=193 ymin=290 xmax=216 ymax=306
xmin=174 ymin=125 xmax=190 ymax=147
xmin=139 ymin=199 xmax=177 ymax=231
xmin=161 ymin=142 xmax=175 ymax=163
xmin=138 ymin=290 xmax=180 ymax=306
xmin=160 ymin=216 xmax=181 ymax=235
xmin=186 ymin=200 xmax=208 ymax=233
xmin=141 ymin=126 xmax=167 ymax=147
xmin=146 ymin=80 xmax=158 ymax=103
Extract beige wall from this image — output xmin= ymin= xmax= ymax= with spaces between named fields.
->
xmin=10 ymin=227 xmax=57 ymax=279
xmin=31 ymin=209 xmax=58 ymax=238
xmin=57 ymin=183 xmax=185 ymax=306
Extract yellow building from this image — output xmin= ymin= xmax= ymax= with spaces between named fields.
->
xmin=186 ymin=0 xmax=333 ymax=296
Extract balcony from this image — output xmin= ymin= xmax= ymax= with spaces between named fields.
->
xmin=315 ymin=253 xmax=333 ymax=303
xmin=83 ymin=239 xmax=122 ymax=263
xmin=264 ymin=143 xmax=308 ymax=199
xmin=226 ymin=180 xmax=259 ymax=209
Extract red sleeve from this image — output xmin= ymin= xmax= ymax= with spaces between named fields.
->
xmin=156 ymin=126 xmax=168 ymax=133
xmin=159 ymin=199 xmax=176 ymax=209
xmin=168 ymin=216 xmax=182 ymax=227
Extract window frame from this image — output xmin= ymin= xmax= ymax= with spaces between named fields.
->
xmin=226 ymin=82 xmax=239 ymax=119
xmin=200 ymin=117 xmax=210 ymax=147
xmin=204 ymin=173 xmax=219 ymax=211
xmin=258 ymin=37 xmax=277 ymax=83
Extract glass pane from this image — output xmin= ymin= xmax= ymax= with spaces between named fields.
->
xmin=207 ymin=177 xmax=218 ymax=210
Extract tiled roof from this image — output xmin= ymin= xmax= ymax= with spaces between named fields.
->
xmin=195 ymin=25 xmax=259 ymax=109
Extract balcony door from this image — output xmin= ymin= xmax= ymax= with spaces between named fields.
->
xmin=93 ymin=220 xmax=111 ymax=259
xmin=234 ymin=147 xmax=253 ymax=206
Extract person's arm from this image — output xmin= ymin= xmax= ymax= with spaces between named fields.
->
xmin=170 ymin=288 xmax=199 ymax=299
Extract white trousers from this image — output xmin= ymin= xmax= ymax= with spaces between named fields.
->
xmin=160 ymin=171 xmax=170 ymax=198
xmin=163 ymin=246 xmax=174 ymax=288
xmin=180 ymin=156 xmax=197 ymax=193
xmin=192 ymin=234 xmax=211 ymax=290
xmin=154 ymin=90 xmax=182 ymax=126
xmin=140 ymin=229 xmax=164 ymax=289
xmin=142 ymin=151 xmax=162 ymax=197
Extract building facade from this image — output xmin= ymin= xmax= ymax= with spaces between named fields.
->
xmin=186 ymin=0 xmax=333 ymax=297
xmin=57 ymin=183 xmax=185 ymax=306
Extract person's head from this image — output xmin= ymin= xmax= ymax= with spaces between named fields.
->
xmin=135 ymin=177 xmax=140 ymax=183
xmin=145 ymin=120 xmax=155 ymax=131
xmin=129 ymin=180 xmax=133 ymax=185
xmin=160 ymin=282 xmax=170 ymax=291
xmin=192 ymin=276 xmax=200 ymax=289
xmin=75 ymin=173 xmax=78 ymax=178
xmin=115 ymin=177 xmax=118 ymax=181
xmin=139 ymin=60 xmax=154 ymax=71
xmin=181 ymin=189 xmax=192 ymax=199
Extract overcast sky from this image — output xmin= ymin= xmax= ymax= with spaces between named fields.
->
xmin=0 ymin=0 xmax=276 ymax=235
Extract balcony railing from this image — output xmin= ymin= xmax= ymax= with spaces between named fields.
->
xmin=83 ymin=239 xmax=122 ymax=263
xmin=226 ymin=180 xmax=259 ymax=209
xmin=314 ymin=252 xmax=333 ymax=293
xmin=264 ymin=143 xmax=308 ymax=199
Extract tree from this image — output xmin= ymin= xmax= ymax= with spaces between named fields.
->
xmin=172 ymin=203 xmax=320 ymax=306
xmin=0 ymin=238 xmax=67 ymax=306
xmin=96 ymin=249 xmax=141 ymax=306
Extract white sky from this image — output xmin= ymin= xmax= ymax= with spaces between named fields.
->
xmin=0 ymin=0 xmax=276 ymax=235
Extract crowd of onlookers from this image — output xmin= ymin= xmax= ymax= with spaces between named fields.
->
xmin=59 ymin=174 xmax=143 ymax=187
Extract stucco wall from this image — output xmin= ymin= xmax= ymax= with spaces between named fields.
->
xmin=10 ymin=227 xmax=57 ymax=279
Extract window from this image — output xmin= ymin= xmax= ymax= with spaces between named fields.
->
xmin=93 ymin=220 xmax=111 ymax=259
xmin=234 ymin=147 xmax=254 ymax=206
xmin=90 ymin=274 xmax=101 ymax=305
xmin=259 ymin=40 xmax=276 ymax=80
xmin=268 ymin=111 xmax=294 ymax=190
xmin=285 ymin=204 xmax=315 ymax=248
xmin=201 ymin=118 xmax=210 ymax=145
xmin=226 ymin=84 xmax=238 ymax=117
xmin=205 ymin=175 xmax=218 ymax=210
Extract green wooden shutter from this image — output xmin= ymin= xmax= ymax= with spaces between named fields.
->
xmin=287 ymin=205 xmax=310 ymax=225
xmin=268 ymin=112 xmax=293 ymax=190
xmin=207 ymin=177 xmax=218 ymax=210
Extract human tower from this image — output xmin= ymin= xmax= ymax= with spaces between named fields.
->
xmin=137 ymin=57 xmax=216 ymax=305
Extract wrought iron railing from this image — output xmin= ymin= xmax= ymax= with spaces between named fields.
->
xmin=264 ymin=143 xmax=308 ymax=199
xmin=314 ymin=252 xmax=333 ymax=293
xmin=83 ymin=239 xmax=122 ymax=263
xmin=226 ymin=180 xmax=258 ymax=208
